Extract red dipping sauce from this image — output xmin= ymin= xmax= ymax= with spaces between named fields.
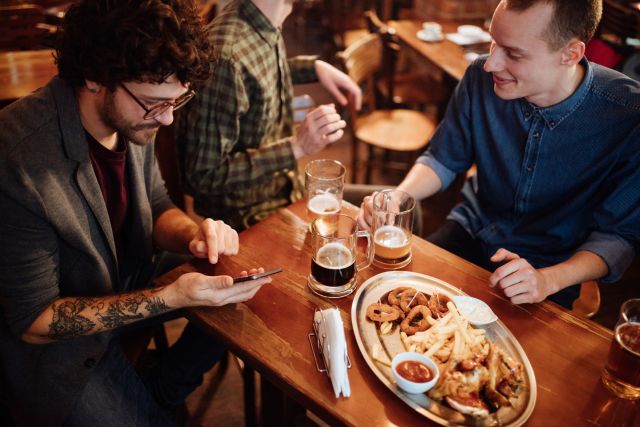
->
xmin=396 ymin=360 xmax=433 ymax=383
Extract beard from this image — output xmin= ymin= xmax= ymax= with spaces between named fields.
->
xmin=101 ymin=90 xmax=160 ymax=146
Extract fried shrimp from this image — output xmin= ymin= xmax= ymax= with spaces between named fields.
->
xmin=429 ymin=293 xmax=452 ymax=317
xmin=400 ymin=305 xmax=433 ymax=335
xmin=367 ymin=303 xmax=403 ymax=323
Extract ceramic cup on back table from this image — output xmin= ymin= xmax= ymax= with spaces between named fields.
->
xmin=305 ymin=159 xmax=345 ymax=225
xmin=372 ymin=189 xmax=415 ymax=269
xmin=308 ymin=214 xmax=373 ymax=298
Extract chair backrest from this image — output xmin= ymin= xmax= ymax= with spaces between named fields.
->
xmin=599 ymin=0 xmax=640 ymax=41
xmin=0 ymin=4 xmax=47 ymax=51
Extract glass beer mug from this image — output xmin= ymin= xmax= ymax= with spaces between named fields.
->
xmin=305 ymin=159 xmax=345 ymax=225
xmin=308 ymin=215 xmax=373 ymax=298
xmin=372 ymin=189 xmax=415 ymax=269
xmin=601 ymin=298 xmax=640 ymax=399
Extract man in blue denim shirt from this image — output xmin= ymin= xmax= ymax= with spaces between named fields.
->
xmin=359 ymin=0 xmax=639 ymax=308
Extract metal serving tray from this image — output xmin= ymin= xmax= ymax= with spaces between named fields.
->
xmin=351 ymin=271 xmax=536 ymax=426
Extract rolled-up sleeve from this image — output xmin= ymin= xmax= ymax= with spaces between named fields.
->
xmin=415 ymin=63 xmax=475 ymax=191
xmin=578 ymin=231 xmax=635 ymax=283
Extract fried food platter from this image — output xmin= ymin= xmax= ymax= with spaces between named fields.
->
xmin=351 ymin=271 xmax=536 ymax=426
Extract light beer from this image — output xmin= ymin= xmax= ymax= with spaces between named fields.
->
xmin=374 ymin=225 xmax=411 ymax=266
xmin=310 ymin=242 xmax=355 ymax=287
xmin=307 ymin=193 xmax=340 ymax=223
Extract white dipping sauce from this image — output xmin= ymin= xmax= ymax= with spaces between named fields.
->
xmin=452 ymin=296 xmax=498 ymax=325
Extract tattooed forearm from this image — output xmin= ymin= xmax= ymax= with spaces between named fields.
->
xmin=46 ymin=288 xmax=172 ymax=340
xmin=48 ymin=299 xmax=97 ymax=340
xmin=145 ymin=297 xmax=170 ymax=315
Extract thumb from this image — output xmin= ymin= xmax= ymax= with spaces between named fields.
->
xmin=209 ymin=275 xmax=233 ymax=289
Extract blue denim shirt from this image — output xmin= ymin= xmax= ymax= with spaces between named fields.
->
xmin=418 ymin=56 xmax=640 ymax=284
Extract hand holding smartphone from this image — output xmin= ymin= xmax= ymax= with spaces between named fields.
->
xmin=232 ymin=267 xmax=283 ymax=283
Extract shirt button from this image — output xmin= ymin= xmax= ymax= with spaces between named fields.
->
xmin=533 ymin=132 xmax=540 ymax=139
xmin=524 ymin=111 xmax=531 ymax=118
xmin=526 ymin=166 xmax=533 ymax=172
xmin=84 ymin=358 xmax=96 ymax=369
xmin=549 ymin=120 xmax=556 ymax=127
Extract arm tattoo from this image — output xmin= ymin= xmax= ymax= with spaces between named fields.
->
xmin=47 ymin=290 xmax=171 ymax=340
xmin=48 ymin=299 xmax=97 ymax=340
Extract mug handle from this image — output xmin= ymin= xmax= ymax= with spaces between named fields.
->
xmin=356 ymin=230 xmax=374 ymax=271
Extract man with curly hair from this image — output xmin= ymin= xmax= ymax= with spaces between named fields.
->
xmin=0 ymin=1 xmax=270 ymax=425
xmin=177 ymin=0 xmax=362 ymax=231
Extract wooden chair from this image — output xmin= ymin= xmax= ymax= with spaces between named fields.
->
xmin=338 ymin=32 xmax=438 ymax=184
xmin=364 ymin=9 xmax=449 ymax=113
xmin=0 ymin=4 xmax=50 ymax=51
xmin=572 ymin=281 xmax=601 ymax=319
xmin=325 ymin=0 xmax=378 ymax=50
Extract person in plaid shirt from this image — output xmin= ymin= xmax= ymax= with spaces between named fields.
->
xmin=177 ymin=0 xmax=362 ymax=231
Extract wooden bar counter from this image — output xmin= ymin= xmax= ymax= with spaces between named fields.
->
xmin=154 ymin=200 xmax=638 ymax=426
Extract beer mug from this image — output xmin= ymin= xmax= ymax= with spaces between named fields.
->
xmin=305 ymin=159 xmax=345 ymax=224
xmin=372 ymin=189 xmax=415 ymax=269
xmin=308 ymin=215 xmax=373 ymax=298
xmin=601 ymin=298 xmax=640 ymax=399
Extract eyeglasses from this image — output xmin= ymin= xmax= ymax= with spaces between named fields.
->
xmin=119 ymin=83 xmax=195 ymax=120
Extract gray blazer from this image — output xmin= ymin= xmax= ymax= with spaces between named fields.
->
xmin=0 ymin=77 xmax=175 ymax=426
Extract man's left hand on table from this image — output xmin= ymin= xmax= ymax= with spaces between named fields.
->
xmin=488 ymin=248 xmax=556 ymax=304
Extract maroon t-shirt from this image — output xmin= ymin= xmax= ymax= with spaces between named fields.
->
xmin=86 ymin=131 xmax=130 ymax=263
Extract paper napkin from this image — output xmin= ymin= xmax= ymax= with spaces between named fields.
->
xmin=314 ymin=308 xmax=351 ymax=398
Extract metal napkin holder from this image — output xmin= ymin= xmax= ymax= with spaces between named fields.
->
xmin=308 ymin=306 xmax=351 ymax=376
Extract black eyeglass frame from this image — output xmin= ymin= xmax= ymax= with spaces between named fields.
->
xmin=119 ymin=83 xmax=195 ymax=120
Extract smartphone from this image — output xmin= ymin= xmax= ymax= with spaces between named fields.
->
xmin=232 ymin=267 xmax=283 ymax=283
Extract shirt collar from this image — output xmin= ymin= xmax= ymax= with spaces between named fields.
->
xmin=519 ymin=56 xmax=593 ymax=129
xmin=241 ymin=0 xmax=280 ymax=47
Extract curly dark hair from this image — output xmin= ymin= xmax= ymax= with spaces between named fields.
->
xmin=55 ymin=0 xmax=212 ymax=89
xmin=505 ymin=0 xmax=602 ymax=50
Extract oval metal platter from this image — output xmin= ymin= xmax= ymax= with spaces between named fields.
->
xmin=351 ymin=271 xmax=536 ymax=426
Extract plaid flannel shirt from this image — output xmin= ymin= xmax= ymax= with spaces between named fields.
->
xmin=177 ymin=0 xmax=318 ymax=231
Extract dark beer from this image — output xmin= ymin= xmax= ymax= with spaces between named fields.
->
xmin=311 ymin=242 xmax=355 ymax=287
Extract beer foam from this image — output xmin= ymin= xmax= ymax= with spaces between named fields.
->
xmin=316 ymin=242 xmax=354 ymax=269
xmin=374 ymin=225 xmax=409 ymax=248
xmin=308 ymin=193 xmax=340 ymax=215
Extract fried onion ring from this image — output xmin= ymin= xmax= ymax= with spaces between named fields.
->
xmin=400 ymin=305 xmax=433 ymax=335
xmin=367 ymin=303 xmax=402 ymax=323
xmin=399 ymin=288 xmax=429 ymax=313
xmin=387 ymin=287 xmax=411 ymax=306
xmin=428 ymin=293 xmax=452 ymax=317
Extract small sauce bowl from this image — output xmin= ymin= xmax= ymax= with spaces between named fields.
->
xmin=391 ymin=352 xmax=439 ymax=394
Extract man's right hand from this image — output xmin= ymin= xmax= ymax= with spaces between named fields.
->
xmin=291 ymin=104 xmax=346 ymax=159
xmin=357 ymin=192 xmax=377 ymax=231
xmin=169 ymin=268 xmax=270 ymax=308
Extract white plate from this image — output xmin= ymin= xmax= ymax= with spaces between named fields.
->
xmin=351 ymin=271 xmax=536 ymax=426
xmin=416 ymin=30 xmax=444 ymax=42
xmin=446 ymin=30 xmax=492 ymax=46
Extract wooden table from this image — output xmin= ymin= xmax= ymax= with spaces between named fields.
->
xmin=390 ymin=20 xmax=486 ymax=84
xmin=0 ymin=49 xmax=56 ymax=107
xmin=154 ymin=200 xmax=639 ymax=426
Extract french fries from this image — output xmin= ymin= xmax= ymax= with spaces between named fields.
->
xmin=402 ymin=301 xmax=488 ymax=364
